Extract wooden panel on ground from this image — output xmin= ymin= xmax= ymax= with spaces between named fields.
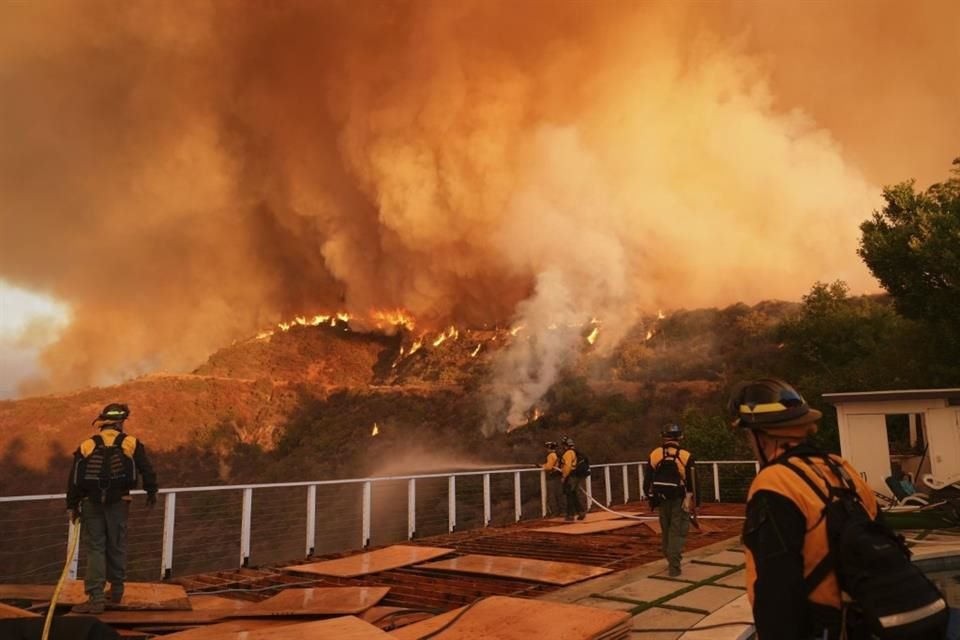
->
xmin=0 ymin=602 xmax=38 ymax=618
xmin=89 ymin=609 xmax=230 ymax=625
xmin=163 ymin=616 xmax=393 ymax=639
xmin=416 ymin=554 xmax=612 ymax=586
xmin=390 ymin=596 xmax=630 ymax=639
xmin=643 ymin=519 xmax=719 ymax=536
xmin=547 ymin=512 xmax=624 ymax=523
xmin=0 ymin=581 xmax=190 ymax=609
xmin=285 ymin=545 xmax=453 ymax=578
xmin=359 ymin=605 xmax=434 ymax=629
xmin=531 ymin=520 xmax=643 ymax=535
xmin=188 ymin=595 xmax=255 ymax=612
xmin=243 ymin=586 xmax=390 ymax=616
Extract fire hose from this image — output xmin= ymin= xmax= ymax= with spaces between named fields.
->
xmin=42 ymin=518 xmax=81 ymax=640
xmin=579 ymin=488 xmax=745 ymax=521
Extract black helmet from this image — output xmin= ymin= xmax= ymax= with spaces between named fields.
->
xmin=544 ymin=441 xmax=557 ymax=449
xmin=661 ymin=423 xmax=683 ymax=439
xmin=728 ymin=379 xmax=821 ymax=430
xmin=94 ymin=403 xmax=130 ymax=425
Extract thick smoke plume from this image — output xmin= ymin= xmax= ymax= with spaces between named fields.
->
xmin=1 ymin=0 xmax=956 ymax=408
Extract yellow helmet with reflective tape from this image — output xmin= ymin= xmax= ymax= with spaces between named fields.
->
xmin=728 ymin=379 xmax=822 ymax=430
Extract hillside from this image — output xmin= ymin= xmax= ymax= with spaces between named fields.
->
xmin=0 ymin=301 xmax=803 ymax=495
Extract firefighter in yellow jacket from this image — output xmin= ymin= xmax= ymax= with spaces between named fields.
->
xmin=730 ymin=379 xmax=877 ymax=639
xmin=540 ymin=441 xmax=563 ymax=517
xmin=66 ymin=403 xmax=158 ymax=614
xmin=644 ymin=424 xmax=696 ymax=576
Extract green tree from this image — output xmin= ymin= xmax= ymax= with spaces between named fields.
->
xmin=859 ymin=157 xmax=960 ymax=346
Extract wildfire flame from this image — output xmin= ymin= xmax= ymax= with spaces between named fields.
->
xmin=373 ymin=309 xmax=416 ymax=331
xmin=509 ymin=325 xmax=524 ymax=336
xmin=531 ymin=408 xmax=543 ymax=421
xmin=408 ymin=338 xmax=423 ymax=355
xmin=645 ymin=329 xmax=655 ymax=341
xmin=431 ymin=325 xmax=459 ymax=347
xmin=657 ymin=309 xmax=666 ymax=320
xmin=371 ymin=422 xmax=380 ymax=436
xmin=470 ymin=344 xmax=481 ymax=357
xmin=586 ymin=326 xmax=600 ymax=345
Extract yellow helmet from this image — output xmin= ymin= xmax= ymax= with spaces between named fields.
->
xmin=728 ymin=379 xmax=822 ymax=431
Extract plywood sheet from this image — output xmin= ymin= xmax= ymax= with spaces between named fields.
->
xmin=244 ymin=586 xmax=390 ymax=616
xmin=390 ymin=596 xmax=630 ymax=640
xmin=0 ymin=602 xmax=38 ymax=618
xmin=285 ymin=545 xmax=453 ymax=577
xmin=531 ymin=520 xmax=642 ymax=535
xmin=416 ymin=554 xmax=612 ymax=585
xmin=0 ymin=581 xmax=190 ymax=609
xmin=92 ymin=609 xmax=230 ymax=625
xmin=163 ymin=616 xmax=393 ymax=639
xmin=188 ymin=595 xmax=255 ymax=612
xmin=547 ymin=512 xmax=623 ymax=523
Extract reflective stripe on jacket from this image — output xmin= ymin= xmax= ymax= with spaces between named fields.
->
xmin=745 ymin=454 xmax=879 ymax=611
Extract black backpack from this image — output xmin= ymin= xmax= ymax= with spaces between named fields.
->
xmin=76 ymin=434 xmax=136 ymax=503
xmin=651 ymin=445 xmax=686 ymax=499
xmin=780 ymin=454 xmax=949 ymax=640
xmin=572 ymin=449 xmax=590 ymax=478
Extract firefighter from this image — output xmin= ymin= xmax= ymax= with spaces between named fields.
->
xmin=540 ymin=441 xmax=563 ymax=517
xmin=66 ymin=403 xmax=158 ymax=614
xmin=559 ymin=436 xmax=586 ymax=521
xmin=729 ymin=379 xmax=882 ymax=639
xmin=644 ymin=423 xmax=696 ymax=576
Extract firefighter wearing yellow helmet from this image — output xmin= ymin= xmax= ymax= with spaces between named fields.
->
xmin=730 ymin=379 xmax=947 ymax=640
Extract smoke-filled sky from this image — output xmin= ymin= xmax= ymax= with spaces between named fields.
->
xmin=1 ymin=0 xmax=958 ymax=400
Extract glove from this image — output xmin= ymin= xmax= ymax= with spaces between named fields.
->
xmin=146 ymin=492 xmax=158 ymax=509
xmin=682 ymin=494 xmax=693 ymax=513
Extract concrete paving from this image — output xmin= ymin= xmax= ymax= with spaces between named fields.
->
xmin=542 ymin=535 xmax=754 ymax=638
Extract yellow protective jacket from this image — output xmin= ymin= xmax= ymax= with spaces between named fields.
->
xmin=542 ymin=451 xmax=559 ymax=472
xmin=67 ymin=428 xmax=158 ymax=508
xmin=560 ymin=449 xmax=577 ymax=479
xmin=745 ymin=452 xmax=878 ymax=613
xmin=644 ymin=441 xmax=693 ymax=496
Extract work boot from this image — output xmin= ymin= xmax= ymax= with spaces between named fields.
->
xmin=72 ymin=599 xmax=105 ymax=614
xmin=668 ymin=566 xmax=682 ymax=577
xmin=576 ymin=512 xmax=586 ymax=520
xmin=564 ymin=515 xmax=575 ymax=522
xmin=106 ymin=589 xmax=123 ymax=607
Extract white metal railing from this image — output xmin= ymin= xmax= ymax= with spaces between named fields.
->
xmin=0 ymin=460 xmax=757 ymax=581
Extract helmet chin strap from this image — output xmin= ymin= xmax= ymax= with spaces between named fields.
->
xmin=752 ymin=430 xmax=772 ymax=467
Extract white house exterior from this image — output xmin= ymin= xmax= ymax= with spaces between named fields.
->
xmin=823 ymin=388 xmax=960 ymax=496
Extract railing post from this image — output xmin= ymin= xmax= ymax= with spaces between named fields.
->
xmin=305 ymin=485 xmax=316 ymax=557
xmin=483 ymin=474 xmax=491 ymax=526
xmin=361 ymin=481 xmax=372 ymax=548
xmin=540 ymin=470 xmax=548 ymax=517
xmin=161 ymin=492 xmax=176 ymax=579
xmin=67 ymin=516 xmax=79 ymax=580
xmin=622 ymin=465 xmax=630 ymax=504
xmin=407 ymin=478 xmax=417 ymax=540
xmin=514 ymin=472 xmax=522 ymax=522
xmin=604 ymin=466 xmax=612 ymax=506
xmin=638 ymin=463 xmax=645 ymax=498
xmin=240 ymin=488 xmax=252 ymax=567
xmin=585 ymin=475 xmax=593 ymax=510
xmin=713 ymin=463 xmax=721 ymax=502
xmin=448 ymin=476 xmax=457 ymax=533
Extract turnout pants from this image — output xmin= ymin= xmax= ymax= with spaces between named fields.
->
xmin=546 ymin=472 xmax=564 ymax=516
xmin=563 ymin=476 xmax=584 ymax=518
xmin=81 ymin=499 xmax=130 ymax=602
xmin=657 ymin=495 xmax=689 ymax=573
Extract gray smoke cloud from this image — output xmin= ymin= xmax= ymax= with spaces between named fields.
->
xmin=1 ymin=0 xmax=956 ymax=408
